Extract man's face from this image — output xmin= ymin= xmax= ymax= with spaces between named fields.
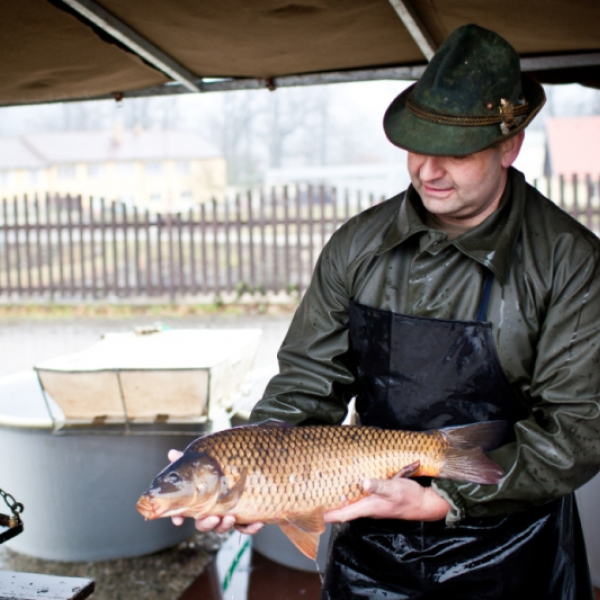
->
xmin=407 ymin=134 xmax=523 ymax=228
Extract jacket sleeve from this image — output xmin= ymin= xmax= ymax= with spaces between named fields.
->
xmin=250 ymin=229 xmax=357 ymax=426
xmin=435 ymin=237 xmax=600 ymax=520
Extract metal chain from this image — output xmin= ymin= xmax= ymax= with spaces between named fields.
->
xmin=0 ymin=487 xmax=24 ymax=517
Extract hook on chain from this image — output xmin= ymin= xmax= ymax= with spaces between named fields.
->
xmin=0 ymin=487 xmax=24 ymax=531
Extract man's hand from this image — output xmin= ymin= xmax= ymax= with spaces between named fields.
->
xmin=167 ymin=449 xmax=264 ymax=535
xmin=324 ymin=462 xmax=450 ymax=524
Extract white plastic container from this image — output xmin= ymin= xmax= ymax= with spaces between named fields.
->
xmin=34 ymin=329 xmax=261 ymax=426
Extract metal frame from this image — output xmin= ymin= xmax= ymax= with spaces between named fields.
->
xmin=386 ymin=0 xmax=438 ymax=61
xmin=59 ymin=0 xmax=202 ymax=92
xmin=1 ymin=46 xmax=599 ymax=108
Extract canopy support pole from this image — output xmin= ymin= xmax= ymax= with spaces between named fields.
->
xmin=386 ymin=0 xmax=438 ymax=61
xmin=58 ymin=0 xmax=202 ymax=92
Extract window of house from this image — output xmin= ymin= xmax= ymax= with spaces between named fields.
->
xmin=116 ymin=162 xmax=135 ymax=176
xmin=28 ymin=169 xmax=44 ymax=185
xmin=0 ymin=171 xmax=12 ymax=187
xmin=88 ymin=163 xmax=105 ymax=178
xmin=58 ymin=165 xmax=76 ymax=179
xmin=150 ymin=193 xmax=162 ymax=203
xmin=146 ymin=162 xmax=162 ymax=175
xmin=176 ymin=161 xmax=191 ymax=174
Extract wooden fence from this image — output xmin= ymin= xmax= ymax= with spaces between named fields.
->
xmin=0 ymin=187 xmax=380 ymax=300
xmin=1 ymin=175 xmax=598 ymax=302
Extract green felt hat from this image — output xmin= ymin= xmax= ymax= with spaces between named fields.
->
xmin=383 ymin=24 xmax=546 ymax=156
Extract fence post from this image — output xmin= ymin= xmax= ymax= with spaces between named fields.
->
xmin=34 ymin=195 xmax=43 ymax=295
xmin=77 ymin=195 xmax=85 ymax=298
xmin=2 ymin=199 xmax=10 ymax=296
xmin=188 ymin=205 xmax=197 ymax=295
xmin=283 ymin=186 xmax=290 ymax=294
xmin=224 ymin=196 xmax=232 ymax=294
xmin=585 ymin=174 xmax=594 ymax=232
xmin=144 ymin=208 xmax=152 ymax=296
xmin=212 ymin=198 xmax=220 ymax=297
xmin=248 ymin=191 xmax=255 ymax=293
xmin=295 ymin=185 xmax=303 ymax=294
xmin=235 ymin=194 xmax=243 ymax=292
xmin=259 ymin=188 xmax=267 ymax=296
xmin=572 ymin=174 xmax=580 ymax=223
xmin=270 ymin=187 xmax=278 ymax=293
xmin=121 ymin=203 xmax=129 ymax=297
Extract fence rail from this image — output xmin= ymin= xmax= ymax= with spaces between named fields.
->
xmin=1 ymin=175 xmax=598 ymax=301
xmin=0 ymin=187 xmax=380 ymax=300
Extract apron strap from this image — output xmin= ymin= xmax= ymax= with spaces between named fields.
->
xmin=475 ymin=270 xmax=494 ymax=322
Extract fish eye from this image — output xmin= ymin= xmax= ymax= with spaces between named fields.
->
xmin=166 ymin=473 xmax=181 ymax=484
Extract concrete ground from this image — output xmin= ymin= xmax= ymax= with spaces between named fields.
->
xmin=0 ymin=308 xmax=294 ymax=600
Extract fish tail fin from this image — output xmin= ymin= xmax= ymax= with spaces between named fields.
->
xmin=439 ymin=446 xmax=504 ymax=484
xmin=439 ymin=420 xmax=509 ymax=452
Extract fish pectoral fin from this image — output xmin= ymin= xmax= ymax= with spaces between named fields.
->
xmin=277 ymin=508 xmax=326 ymax=561
xmin=216 ymin=469 xmax=247 ymax=512
xmin=391 ymin=460 xmax=421 ymax=479
xmin=279 ymin=523 xmax=320 ymax=561
xmin=285 ymin=507 xmax=326 ymax=534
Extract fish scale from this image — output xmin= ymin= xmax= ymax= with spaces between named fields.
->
xmin=188 ymin=425 xmax=444 ymax=521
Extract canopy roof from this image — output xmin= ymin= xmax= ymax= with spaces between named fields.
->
xmin=4 ymin=0 xmax=600 ymax=107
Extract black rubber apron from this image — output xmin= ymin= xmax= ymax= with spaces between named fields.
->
xmin=321 ymin=276 xmax=592 ymax=600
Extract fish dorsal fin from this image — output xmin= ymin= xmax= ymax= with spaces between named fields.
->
xmin=438 ymin=420 xmax=509 ymax=451
xmin=216 ymin=469 xmax=247 ymax=512
xmin=278 ymin=508 xmax=326 ymax=560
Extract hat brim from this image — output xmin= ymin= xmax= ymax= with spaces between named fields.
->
xmin=383 ymin=74 xmax=546 ymax=156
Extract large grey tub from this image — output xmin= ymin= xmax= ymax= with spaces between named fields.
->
xmin=0 ymin=370 xmax=201 ymax=561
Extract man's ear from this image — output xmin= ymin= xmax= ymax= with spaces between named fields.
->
xmin=500 ymin=131 xmax=525 ymax=169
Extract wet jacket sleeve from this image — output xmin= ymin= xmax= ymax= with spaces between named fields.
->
xmin=435 ymin=240 xmax=600 ymax=520
xmin=250 ymin=230 xmax=356 ymax=426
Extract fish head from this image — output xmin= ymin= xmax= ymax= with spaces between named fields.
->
xmin=136 ymin=452 xmax=223 ymax=520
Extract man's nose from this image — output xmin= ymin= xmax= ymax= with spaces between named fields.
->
xmin=419 ymin=156 xmax=445 ymax=180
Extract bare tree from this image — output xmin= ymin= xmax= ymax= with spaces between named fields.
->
xmin=210 ymin=90 xmax=265 ymax=185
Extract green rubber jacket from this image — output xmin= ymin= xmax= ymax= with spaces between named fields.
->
xmin=250 ymin=168 xmax=600 ymax=519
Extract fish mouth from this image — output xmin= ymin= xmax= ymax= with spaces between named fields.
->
xmin=136 ymin=493 xmax=191 ymax=520
xmin=136 ymin=494 xmax=164 ymax=520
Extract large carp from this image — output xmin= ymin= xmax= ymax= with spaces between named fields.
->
xmin=136 ymin=420 xmax=506 ymax=559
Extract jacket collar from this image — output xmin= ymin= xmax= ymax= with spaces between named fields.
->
xmin=376 ymin=167 xmax=526 ymax=283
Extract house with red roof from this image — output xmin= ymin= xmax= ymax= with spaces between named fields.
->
xmin=545 ymin=116 xmax=600 ymax=180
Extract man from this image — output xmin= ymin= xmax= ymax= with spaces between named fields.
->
xmin=176 ymin=24 xmax=600 ymax=598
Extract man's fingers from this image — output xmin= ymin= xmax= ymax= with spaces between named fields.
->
xmin=168 ymin=449 xmax=183 ymax=463
xmin=235 ymin=522 xmax=264 ymax=535
xmin=171 ymin=516 xmax=184 ymax=526
xmin=194 ymin=515 xmax=221 ymax=532
xmin=363 ymin=477 xmax=388 ymax=495
xmin=213 ymin=515 xmax=237 ymax=534
xmin=325 ymin=499 xmax=373 ymax=523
